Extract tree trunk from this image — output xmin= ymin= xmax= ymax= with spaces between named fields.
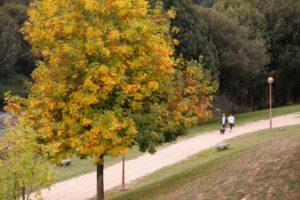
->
xmin=97 ymin=157 xmax=104 ymax=200
xmin=22 ymin=187 xmax=26 ymax=200
xmin=230 ymin=100 xmax=234 ymax=113
xmin=249 ymin=89 xmax=255 ymax=111
xmin=286 ymin=82 xmax=293 ymax=104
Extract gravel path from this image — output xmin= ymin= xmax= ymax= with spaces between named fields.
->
xmin=41 ymin=112 xmax=300 ymax=200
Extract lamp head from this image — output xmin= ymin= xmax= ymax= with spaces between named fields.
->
xmin=268 ymin=77 xmax=274 ymax=84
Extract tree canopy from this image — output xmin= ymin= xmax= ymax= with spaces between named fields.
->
xmin=19 ymin=1 xmax=216 ymax=199
xmin=22 ymin=0 xmax=175 ymax=163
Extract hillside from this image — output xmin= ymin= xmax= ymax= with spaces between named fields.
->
xmin=105 ymin=125 xmax=300 ymax=200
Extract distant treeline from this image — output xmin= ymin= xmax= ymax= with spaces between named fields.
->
xmin=1 ymin=0 xmax=299 ymax=112
xmin=0 ymin=0 xmax=33 ymax=107
xmin=152 ymin=0 xmax=300 ymax=112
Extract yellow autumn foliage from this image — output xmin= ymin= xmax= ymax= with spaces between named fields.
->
xmin=22 ymin=0 xmax=174 ymax=164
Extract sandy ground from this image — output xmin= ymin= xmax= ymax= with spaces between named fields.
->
xmin=41 ymin=112 xmax=300 ymax=200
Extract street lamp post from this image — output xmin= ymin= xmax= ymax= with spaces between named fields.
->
xmin=268 ymin=77 xmax=274 ymax=131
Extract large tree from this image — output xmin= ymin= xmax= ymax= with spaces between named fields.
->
xmin=22 ymin=0 xmax=175 ymax=199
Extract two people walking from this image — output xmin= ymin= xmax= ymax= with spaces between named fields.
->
xmin=220 ymin=113 xmax=235 ymax=134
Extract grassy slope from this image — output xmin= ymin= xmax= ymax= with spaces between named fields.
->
xmin=54 ymin=104 xmax=300 ymax=182
xmin=105 ymin=125 xmax=300 ymax=200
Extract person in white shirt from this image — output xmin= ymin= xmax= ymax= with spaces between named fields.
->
xmin=220 ymin=113 xmax=227 ymax=134
xmin=228 ymin=114 xmax=235 ymax=131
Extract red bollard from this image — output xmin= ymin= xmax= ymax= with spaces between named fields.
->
xmin=122 ymin=153 xmax=125 ymax=191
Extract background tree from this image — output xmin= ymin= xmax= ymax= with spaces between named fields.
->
xmin=152 ymin=0 xmax=269 ymax=112
xmin=22 ymin=1 xmax=175 ymax=199
xmin=0 ymin=10 xmax=20 ymax=77
xmin=197 ymin=7 xmax=268 ymax=111
xmin=169 ymin=58 xmax=217 ymax=125
xmin=193 ymin=0 xmax=215 ymax=7
xmin=215 ymin=0 xmax=300 ymax=107
xmin=257 ymin=0 xmax=300 ymax=105
xmin=213 ymin=0 xmax=269 ymax=110
xmin=214 ymin=0 xmax=267 ymax=40
xmin=151 ymin=0 xmax=219 ymax=76
xmin=0 ymin=94 xmax=53 ymax=200
xmin=0 ymin=0 xmax=33 ymax=108
xmin=0 ymin=125 xmax=53 ymax=200
xmin=1 ymin=1 xmax=34 ymax=76
xmin=134 ymin=58 xmax=217 ymax=153
xmin=0 ymin=0 xmax=31 ymax=6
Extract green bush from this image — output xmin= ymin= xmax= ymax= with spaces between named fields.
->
xmin=0 ymin=123 xmax=53 ymax=200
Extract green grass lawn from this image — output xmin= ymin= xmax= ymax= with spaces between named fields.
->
xmin=53 ymin=104 xmax=300 ymax=183
xmin=104 ymin=125 xmax=300 ymax=200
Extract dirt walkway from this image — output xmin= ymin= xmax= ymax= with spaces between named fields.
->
xmin=41 ymin=112 xmax=300 ymax=200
